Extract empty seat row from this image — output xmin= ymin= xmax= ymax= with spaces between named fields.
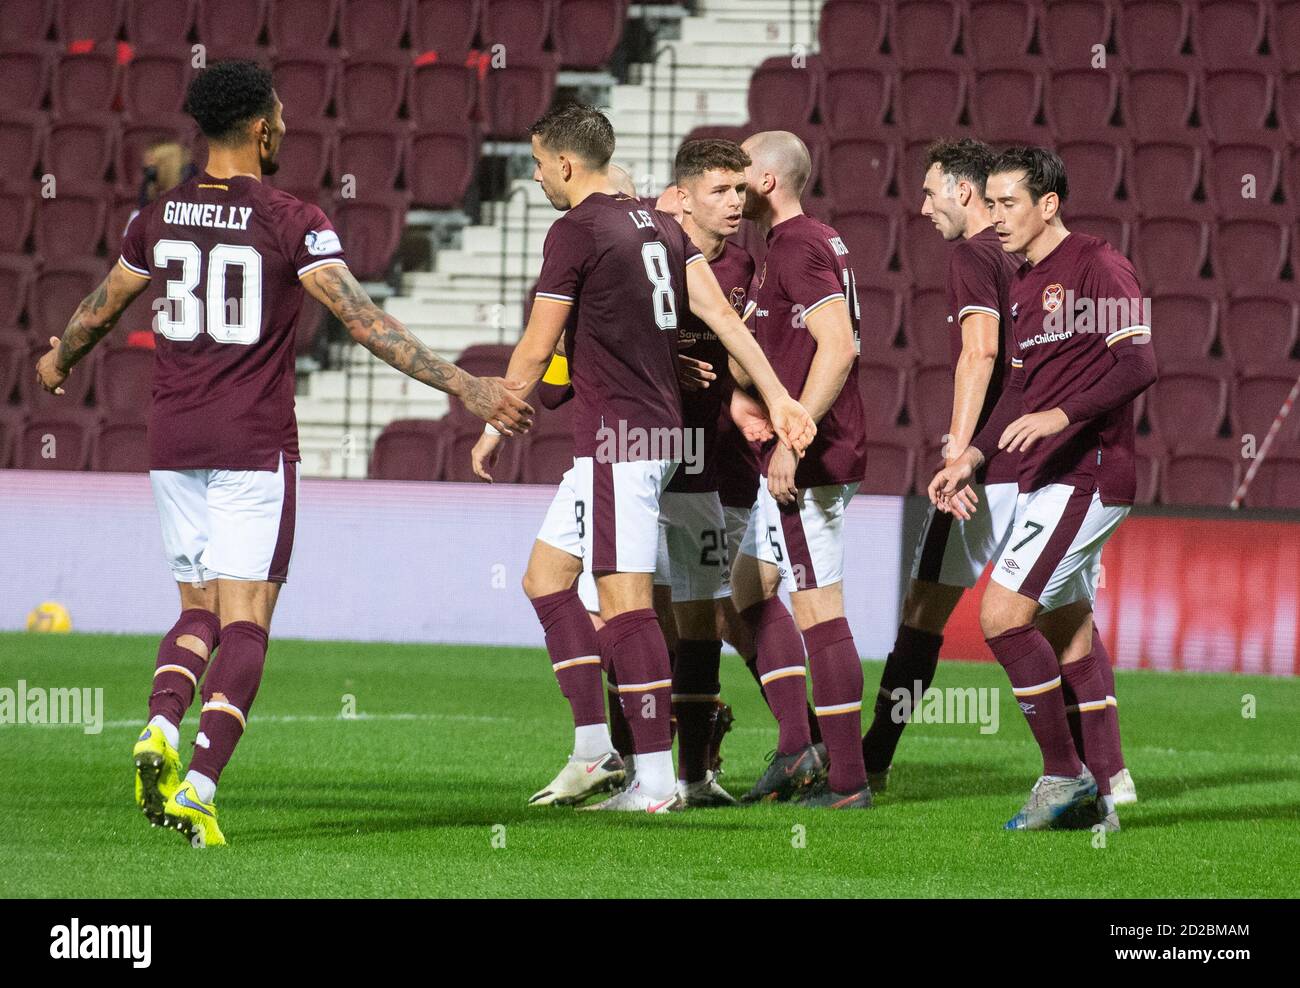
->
xmin=748 ymin=56 xmax=1294 ymax=143
xmin=0 ymin=1 xmax=628 ymax=69
xmin=0 ymin=412 xmax=150 ymax=471
xmin=818 ymin=0 xmax=1300 ymax=73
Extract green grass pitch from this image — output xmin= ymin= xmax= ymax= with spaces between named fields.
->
xmin=1 ymin=631 xmax=1297 ymax=897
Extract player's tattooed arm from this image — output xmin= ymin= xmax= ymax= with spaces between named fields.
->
xmin=36 ymin=264 xmax=149 ymax=394
xmin=303 ymin=263 xmax=533 ymax=433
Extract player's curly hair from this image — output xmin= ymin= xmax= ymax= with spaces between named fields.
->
xmin=989 ymin=146 xmax=1070 ymax=204
xmin=674 ymin=139 xmax=751 ymax=186
xmin=529 ymin=103 xmax=615 ymax=167
xmin=184 ymin=60 xmax=276 ymax=143
xmin=926 ymin=137 xmax=997 ymax=199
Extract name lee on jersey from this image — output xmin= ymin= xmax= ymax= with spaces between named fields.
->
xmin=162 ymin=201 xmax=253 ymax=231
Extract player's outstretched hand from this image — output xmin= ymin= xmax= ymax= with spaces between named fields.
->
xmin=730 ymin=389 xmax=774 ymax=443
xmin=768 ymin=443 xmax=799 ymax=506
xmin=471 ymin=432 xmax=502 ymax=482
xmin=999 ymin=408 xmax=1069 ymax=454
xmin=677 ymin=354 xmax=715 ymax=392
xmin=35 ymin=336 xmax=66 ymax=395
xmin=928 ymin=456 xmax=979 ymax=520
xmin=768 ymin=394 xmax=817 ymax=456
xmin=461 ymin=376 xmax=534 ymax=436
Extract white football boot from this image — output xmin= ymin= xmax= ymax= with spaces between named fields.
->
xmin=1110 ymin=767 xmax=1138 ymax=805
xmin=678 ymin=770 xmax=738 ymax=808
xmin=578 ymin=779 xmax=683 ymax=813
xmin=528 ymin=750 xmax=626 ymax=807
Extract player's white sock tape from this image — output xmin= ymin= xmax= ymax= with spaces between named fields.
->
xmin=148 ymin=714 xmax=180 ymax=751
xmin=573 ymin=723 xmax=613 ymax=760
xmin=186 ymin=770 xmax=217 ymax=804
xmin=636 ymin=750 xmax=675 ymax=799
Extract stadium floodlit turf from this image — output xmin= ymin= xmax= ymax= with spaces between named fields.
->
xmin=1 ymin=631 xmax=1297 ymax=898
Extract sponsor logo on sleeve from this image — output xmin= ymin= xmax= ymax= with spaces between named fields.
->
xmin=305 ymin=229 xmax=343 ymax=256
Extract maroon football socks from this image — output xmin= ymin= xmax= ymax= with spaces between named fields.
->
xmin=861 ymin=623 xmax=943 ymax=773
xmin=986 ymin=624 xmax=1082 ymax=779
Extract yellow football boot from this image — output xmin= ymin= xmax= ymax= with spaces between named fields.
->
xmin=163 ymin=780 xmax=227 ymax=848
xmin=133 ymin=725 xmax=181 ymax=827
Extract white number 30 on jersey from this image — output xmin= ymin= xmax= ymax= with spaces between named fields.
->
xmin=153 ymin=239 xmax=264 ymax=344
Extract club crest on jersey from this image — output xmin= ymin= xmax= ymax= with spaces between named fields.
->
xmin=305 ymin=229 xmax=343 ymax=256
xmin=728 ymin=286 xmax=745 ymax=312
xmin=1042 ymin=283 xmax=1065 ymax=312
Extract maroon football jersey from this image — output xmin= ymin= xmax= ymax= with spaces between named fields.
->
xmin=750 ymin=213 xmax=867 ymax=488
xmin=534 ymin=192 xmax=699 ymax=460
xmin=1007 ymin=233 xmax=1150 ymax=504
xmin=668 ymin=239 xmax=755 ymax=494
xmin=120 ymin=172 xmax=346 ymax=471
xmin=715 ymin=280 xmax=763 ymax=509
xmin=945 ymin=225 xmax=1021 ymax=485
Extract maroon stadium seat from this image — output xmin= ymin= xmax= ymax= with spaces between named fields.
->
xmin=1146 ymin=362 xmax=1231 ymax=441
xmin=480 ymin=52 xmax=557 ymax=139
xmin=1241 ymin=443 xmax=1300 ymax=509
xmin=856 ymin=280 xmax=906 ymax=359
xmin=1280 ymin=71 xmax=1300 ymax=143
xmin=0 ymin=409 xmax=22 ymax=467
xmin=906 ymin=287 xmax=952 ymax=367
xmin=195 ymin=0 xmax=266 ymax=47
xmin=1133 ymin=432 xmax=1162 ymax=504
xmin=442 ymin=423 xmax=525 ymax=483
xmin=1201 ymin=69 xmax=1276 ymax=143
xmin=1192 ymin=0 xmax=1268 ymax=71
xmin=551 ymin=0 xmax=628 ymax=70
xmin=125 ymin=0 xmax=195 ymax=45
xmin=117 ymin=116 xmax=194 ymax=196
xmin=818 ymin=0 xmax=888 ymax=69
xmin=860 ymin=440 xmax=916 ymax=495
xmin=337 ymin=123 xmax=409 ymax=192
xmin=0 ymin=329 xmax=27 ymax=404
xmin=900 ymin=213 xmax=955 ymax=290
xmin=911 ymin=362 xmax=955 ymax=447
xmin=896 ymin=66 xmax=969 ymax=139
xmin=95 ymin=346 xmax=152 ymax=424
xmin=105 ymin=193 xmax=138 ymax=257
xmin=1278 ymin=1 xmax=1300 ymax=72
xmin=52 ymin=46 xmax=120 ymax=115
xmin=1068 ymin=208 xmax=1134 ymax=256
xmin=891 ymin=1 xmax=963 ymax=63
xmin=1220 ymin=290 xmax=1300 ymax=367
xmin=1115 ymin=0 xmax=1191 ymax=69
xmin=857 ymin=359 xmax=908 ymax=430
xmin=339 ymin=0 xmax=410 ymax=52
xmin=1128 ymin=139 xmax=1201 ymax=212
xmin=0 ymin=255 xmax=36 ymax=327
xmin=14 ymin=414 xmax=96 ymax=470
xmin=480 ymin=0 xmax=552 ymax=54
xmin=0 ymin=45 xmax=52 ymax=111
xmin=522 ymin=432 xmax=575 ymax=485
xmin=822 ymin=65 xmax=893 ymax=136
xmin=831 ymin=208 xmax=899 ymax=277
xmin=1204 ymin=139 xmax=1283 ymax=216
xmin=121 ymin=47 xmax=192 ymax=117
xmin=1148 ymin=282 xmax=1218 ymax=365
xmin=409 ymin=123 xmax=480 ymax=209
xmin=266 ymin=0 xmax=339 ymax=49
xmin=966 ymin=0 xmax=1036 ymax=64
xmin=1161 ymin=440 xmax=1241 ymax=506
xmin=1056 ymin=138 xmax=1126 ymax=209
xmin=898 ymin=132 xmax=973 ymax=202
xmin=1045 ymin=69 xmax=1120 ymax=139
xmin=273 ymin=51 xmax=339 ymax=120
xmin=0 ymin=110 xmax=47 ymax=182
xmin=1040 ymin=0 xmax=1114 ymax=68
xmin=1234 ymin=367 xmax=1300 ymax=445
xmin=1123 ymin=64 xmax=1197 ymax=135
xmin=824 ymin=138 xmax=895 ymax=212
xmin=455 ymin=343 xmax=513 ymax=380
xmin=0 ymin=186 xmax=35 ymax=255
xmin=58 ymin=0 xmax=125 ymax=41
xmin=20 ymin=343 xmax=98 ymax=415
xmin=332 ymin=192 xmax=409 ymax=280
xmin=33 ymin=181 xmax=109 ymax=260
xmin=747 ymin=56 xmax=822 ymax=131
xmin=91 ymin=420 xmax=149 ymax=471
xmin=368 ymin=418 xmax=447 ymax=481
xmin=266 ymin=118 xmax=335 ymax=200
xmin=1214 ymin=213 xmax=1290 ymax=284
xmin=412 ymin=0 xmax=479 ymax=53
xmin=31 ymin=260 xmax=106 ymax=342
xmin=3 ymin=0 xmax=55 ymax=45
xmin=1131 ymin=212 xmax=1212 ymax=284
xmin=408 ymin=54 xmax=480 ymax=126
xmin=338 ymin=53 xmax=409 ymax=122
xmin=970 ymin=68 xmax=1043 ymax=133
